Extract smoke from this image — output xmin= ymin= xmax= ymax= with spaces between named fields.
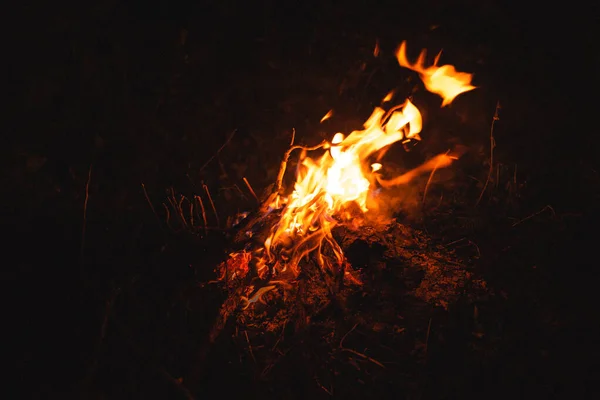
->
xmin=364 ymin=145 xmax=469 ymax=221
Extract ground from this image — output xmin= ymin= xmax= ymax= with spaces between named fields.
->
xmin=6 ymin=1 xmax=598 ymax=399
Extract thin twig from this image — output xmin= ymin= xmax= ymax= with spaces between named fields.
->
xmin=141 ymin=183 xmax=162 ymax=228
xmin=198 ymin=129 xmax=237 ymax=173
xmin=477 ymin=101 xmax=500 ymax=206
xmin=435 ymin=193 xmax=444 ymax=209
xmin=244 ymin=330 xmax=256 ymax=364
xmin=243 ymin=176 xmax=259 ymax=203
xmin=232 ymin=184 xmax=246 ymax=199
xmin=167 ymin=188 xmax=184 ymax=229
xmin=203 ymin=184 xmax=219 ymax=227
xmin=275 ymin=141 xmax=328 ymax=193
xmin=340 ymin=348 xmax=385 ymax=368
xmin=446 ymin=237 xmax=466 ymax=247
xmin=162 ymin=203 xmax=172 ymax=230
xmin=446 ymin=237 xmax=481 ymax=258
xmin=167 ymin=188 xmax=177 ymax=213
xmin=468 ymin=240 xmax=481 ymax=258
xmin=423 ymin=150 xmax=449 ymax=204
xmin=195 ymin=195 xmax=208 ymax=235
xmin=512 ymin=205 xmax=555 ymax=227
xmin=81 ymin=164 xmax=92 ymax=267
xmin=177 ymin=195 xmax=188 ymax=229
xmin=424 ymin=317 xmax=432 ymax=358
xmin=339 ymin=322 xmax=359 ymax=348
xmin=315 ymin=376 xmax=333 ymax=396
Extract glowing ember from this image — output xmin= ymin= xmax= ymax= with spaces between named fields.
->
xmin=217 ymin=42 xmax=477 ymax=309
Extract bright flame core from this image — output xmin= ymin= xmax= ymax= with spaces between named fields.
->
xmin=259 ymin=99 xmax=425 ymax=279
xmin=221 ymin=42 xmax=477 ymax=305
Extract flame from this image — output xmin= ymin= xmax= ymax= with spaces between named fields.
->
xmin=396 ymin=41 xmax=476 ymax=106
xmin=320 ymin=109 xmax=334 ymax=123
xmin=382 ymin=90 xmax=395 ymax=103
xmin=376 ymin=153 xmax=457 ymax=188
xmin=219 ymin=42 xmax=476 ymax=308
xmin=260 ymin=98 xmax=429 ymax=280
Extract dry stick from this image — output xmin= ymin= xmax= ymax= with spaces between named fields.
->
xmin=435 ymin=193 xmax=444 ymax=209
xmin=424 ymin=317 xmax=432 ymax=359
xmin=180 ymin=195 xmax=193 ymax=229
xmin=81 ymin=164 xmax=92 ymax=267
xmin=258 ymin=138 xmax=327 ymax=215
xmin=203 ymin=184 xmax=219 ymax=227
xmin=469 ymin=240 xmax=482 ymax=258
xmin=170 ymin=187 xmax=177 ymax=206
xmin=167 ymin=189 xmax=183 ymax=229
xmin=233 ymin=184 xmax=246 ymax=199
xmin=167 ymin=188 xmax=176 ymax=211
xmin=198 ymin=129 xmax=237 ymax=173
xmin=446 ymin=237 xmax=466 ymax=247
xmin=244 ymin=330 xmax=257 ymax=364
xmin=340 ymin=348 xmax=385 ymax=368
xmin=339 ymin=322 xmax=359 ymax=348
xmin=423 ymin=150 xmax=450 ymax=204
xmin=189 ymin=201 xmax=194 ymax=228
xmin=242 ymin=176 xmax=259 ymax=203
xmin=162 ymin=203 xmax=172 ymax=230
xmin=315 ymin=376 xmax=334 ymax=396
xmin=477 ymin=101 xmax=501 ymax=206
xmin=275 ymin=140 xmax=328 ymax=194
xmin=512 ymin=205 xmax=555 ymax=227
xmin=195 ymin=195 xmax=208 ymax=236
xmin=177 ymin=195 xmax=188 ymax=229
xmin=141 ymin=183 xmax=163 ymax=229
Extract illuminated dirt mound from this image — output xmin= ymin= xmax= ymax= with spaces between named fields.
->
xmin=218 ymin=219 xmax=485 ymax=332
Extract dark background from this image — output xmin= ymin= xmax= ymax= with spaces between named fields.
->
xmin=5 ymin=1 xmax=598 ymax=398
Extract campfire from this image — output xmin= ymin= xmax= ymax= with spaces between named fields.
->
xmin=213 ymin=41 xmax=478 ymax=332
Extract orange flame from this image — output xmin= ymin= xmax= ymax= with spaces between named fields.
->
xmin=260 ymin=98 xmax=428 ymax=279
xmin=320 ymin=109 xmax=334 ymax=123
xmin=220 ymin=42 xmax=477 ymax=308
xmin=396 ymin=41 xmax=476 ymax=106
xmin=382 ymin=90 xmax=395 ymax=103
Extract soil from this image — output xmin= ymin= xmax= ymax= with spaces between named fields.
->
xmin=6 ymin=1 xmax=598 ymax=399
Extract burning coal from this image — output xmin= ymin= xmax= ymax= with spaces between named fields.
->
xmin=216 ymin=41 xmax=476 ymax=311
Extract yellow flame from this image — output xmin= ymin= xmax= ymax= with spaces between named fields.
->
xmin=396 ymin=41 xmax=476 ymax=106
xmin=382 ymin=90 xmax=394 ymax=103
xmin=320 ymin=109 xmax=333 ymax=123
xmin=260 ymin=97 xmax=426 ymax=277
xmin=222 ymin=42 xmax=476 ymax=299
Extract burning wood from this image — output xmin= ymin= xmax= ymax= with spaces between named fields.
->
xmin=212 ymin=41 xmax=479 ymax=333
